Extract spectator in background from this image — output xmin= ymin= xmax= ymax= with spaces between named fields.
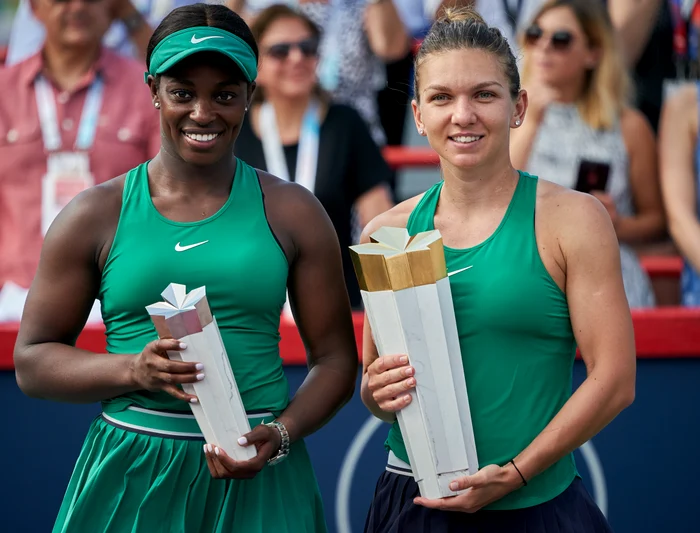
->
xmin=609 ymin=0 xmax=672 ymax=133
xmin=235 ymin=5 xmax=394 ymax=309
xmin=0 ymin=0 xmax=159 ymax=315
xmin=659 ymin=84 xmax=700 ymax=306
xmin=6 ymin=0 xmax=181 ymax=65
xmin=229 ymin=0 xmax=410 ymax=147
xmin=511 ymin=0 xmax=665 ymax=308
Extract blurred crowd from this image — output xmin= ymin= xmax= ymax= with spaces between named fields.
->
xmin=0 ymin=0 xmax=699 ymax=319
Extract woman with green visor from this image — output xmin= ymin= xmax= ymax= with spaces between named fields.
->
xmin=14 ymin=4 xmax=358 ymax=532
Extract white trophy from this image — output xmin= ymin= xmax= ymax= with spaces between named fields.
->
xmin=146 ymin=283 xmax=256 ymax=461
xmin=350 ymin=227 xmax=478 ymax=499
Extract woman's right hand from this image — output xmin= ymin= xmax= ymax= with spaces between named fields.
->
xmin=128 ymin=339 xmax=203 ymax=403
xmin=366 ymin=355 xmax=416 ymax=412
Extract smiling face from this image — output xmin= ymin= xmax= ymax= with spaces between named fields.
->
xmin=523 ymin=6 xmax=598 ymax=89
xmin=412 ymin=48 xmax=526 ymax=173
xmin=150 ymin=53 xmax=254 ymax=166
xmin=32 ymin=0 xmax=111 ymax=50
xmin=256 ymin=16 xmax=319 ymax=101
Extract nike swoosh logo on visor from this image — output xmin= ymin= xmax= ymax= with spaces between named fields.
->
xmin=191 ymin=35 xmax=225 ymax=44
xmin=175 ymin=240 xmax=209 ymax=252
xmin=447 ymin=266 xmax=473 ymax=277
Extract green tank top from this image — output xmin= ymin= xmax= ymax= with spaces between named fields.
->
xmin=98 ymin=159 xmax=290 ymax=416
xmin=389 ymin=171 xmax=577 ymax=510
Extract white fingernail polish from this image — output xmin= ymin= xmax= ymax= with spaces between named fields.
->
xmin=179 ymin=342 xmax=187 ymax=349
xmin=190 ymin=398 xmax=198 ymax=404
xmin=214 ymin=447 xmax=220 ymax=456
xmin=207 ymin=444 xmax=213 ymax=453
xmin=203 ymin=444 xmax=207 ymax=453
xmin=238 ymin=437 xmax=247 ymax=446
xmin=196 ymin=373 xmax=205 ymax=381
xmin=195 ymin=363 xmax=204 ymax=371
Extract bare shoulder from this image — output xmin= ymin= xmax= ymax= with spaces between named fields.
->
xmin=257 ymin=169 xmax=326 ymax=216
xmin=620 ymin=106 xmax=655 ymax=140
xmin=536 ymin=179 xmax=616 ymax=256
xmin=360 ymin=193 xmax=425 ymax=243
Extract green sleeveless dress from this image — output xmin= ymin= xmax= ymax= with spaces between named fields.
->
xmin=388 ymin=172 xmax=578 ymax=510
xmin=53 ymin=160 xmax=327 ymax=532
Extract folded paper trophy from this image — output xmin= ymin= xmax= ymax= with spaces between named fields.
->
xmin=146 ymin=284 xmax=256 ymax=461
xmin=350 ymin=227 xmax=478 ymax=499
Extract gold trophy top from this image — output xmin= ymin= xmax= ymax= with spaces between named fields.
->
xmin=349 ymin=227 xmax=447 ymax=292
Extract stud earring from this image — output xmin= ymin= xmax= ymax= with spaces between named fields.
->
xmin=154 ymin=102 xmax=160 ymax=109
xmin=418 ymin=127 xmax=425 ymax=135
xmin=515 ymin=119 xmax=521 ymax=126
xmin=245 ymin=106 xmax=249 ymax=112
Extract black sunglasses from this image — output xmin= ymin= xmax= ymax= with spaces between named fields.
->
xmin=265 ymin=38 xmax=319 ymax=60
xmin=524 ymin=25 xmax=575 ymax=50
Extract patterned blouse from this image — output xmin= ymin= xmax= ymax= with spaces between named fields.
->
xmin=525 ymin=103 xmax=655 ymax=308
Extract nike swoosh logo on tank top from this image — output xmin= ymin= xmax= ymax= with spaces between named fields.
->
xmin=175 ymin=241 xmax=209 ymax=252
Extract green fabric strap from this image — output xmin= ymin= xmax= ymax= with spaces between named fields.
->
xmin=145 ymin=26 xmax=258 ymax=83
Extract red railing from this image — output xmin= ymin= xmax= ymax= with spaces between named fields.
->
xmin=381 ymin=146 xmax=685 ymax=280
xmin=2 ymin=306 xmax=700 ymax=371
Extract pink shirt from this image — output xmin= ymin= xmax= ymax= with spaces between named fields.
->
xmin=0 ymin=48 xmax=161 ymax=289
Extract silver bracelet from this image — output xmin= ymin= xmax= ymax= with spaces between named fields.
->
xmin=263 ymin=420 xmax=290 ymax=466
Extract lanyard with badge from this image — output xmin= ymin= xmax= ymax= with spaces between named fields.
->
xmin=35 ymin=75 xmax=103 ymax=235
xmin=259 ymin=100 xmax=321 ymax=192
xmin=259 ymin=99 xmax=321 ymax=317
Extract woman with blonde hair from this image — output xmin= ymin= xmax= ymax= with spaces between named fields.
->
xmin=511 ymin=0 xmax=664 ymax=308
xmin=361 ymin=6 xmax=634 ymax=533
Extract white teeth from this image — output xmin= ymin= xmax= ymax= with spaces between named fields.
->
xmin=452 ymin=135 xmax=481 ymax=143
xmin=184 ymin=132 xmax=219 ymax=142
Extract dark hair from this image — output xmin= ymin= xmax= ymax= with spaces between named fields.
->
xmin=414 ymin=7 xmax=520 ymax=101
xmin=249 ymin=4 xmax=327 ymax=104
xmin=146 ymin=3 xmax=259 ymax=80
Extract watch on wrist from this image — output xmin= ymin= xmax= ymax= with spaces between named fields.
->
xmin=122 ymin=10 xmax=145 ymax=34
xmin=264 ymin=420 xmax=290 ymax=466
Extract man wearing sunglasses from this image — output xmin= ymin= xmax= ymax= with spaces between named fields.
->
xmin=0 ymin=0 xmax=160 ymax=319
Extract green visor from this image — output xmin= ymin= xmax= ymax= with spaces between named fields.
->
xmin=145 ymin=26 xmax=258 ymax=83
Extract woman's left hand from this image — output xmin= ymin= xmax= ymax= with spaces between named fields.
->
xmin=590 ymin=191 xmax=618 ymax=227
xmin=413 ymin=464 xmax=522 ymax=513
xmin=203 ymin=424 xmax=282 ymax=480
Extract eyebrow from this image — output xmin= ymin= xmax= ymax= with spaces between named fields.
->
xmin=423 ymin=81 xmax=504 ymax=93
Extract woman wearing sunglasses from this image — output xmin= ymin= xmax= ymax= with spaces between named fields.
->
xmin=14 ymin=4 xmax=358 ymax=532
xmin=235 ymin=4 xmax=394 ymax=309
xmin=511 ymin=0 xmax=665 ymax=308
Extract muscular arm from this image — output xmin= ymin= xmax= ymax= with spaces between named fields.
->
xmin=511 ymin=191 xmax=636 ymax=484
xmin=615 ymin=108 xmax=666 ymax=243
xmin=608 ymin=0 xmax=662 ymax=67
xmin=14 ymin=182 xmax=136 ymax=402
xmin=262 ymin=176 xmax=359 ymax=443
xmin=659 ymin=85 xmax=700 ymax=273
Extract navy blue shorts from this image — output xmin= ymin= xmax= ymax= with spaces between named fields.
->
xmin=364 ymin=472 xmax=614 ymax=533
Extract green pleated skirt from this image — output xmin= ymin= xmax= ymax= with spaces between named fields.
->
xmin=53 ymin=412 xmax=327 ymax=533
